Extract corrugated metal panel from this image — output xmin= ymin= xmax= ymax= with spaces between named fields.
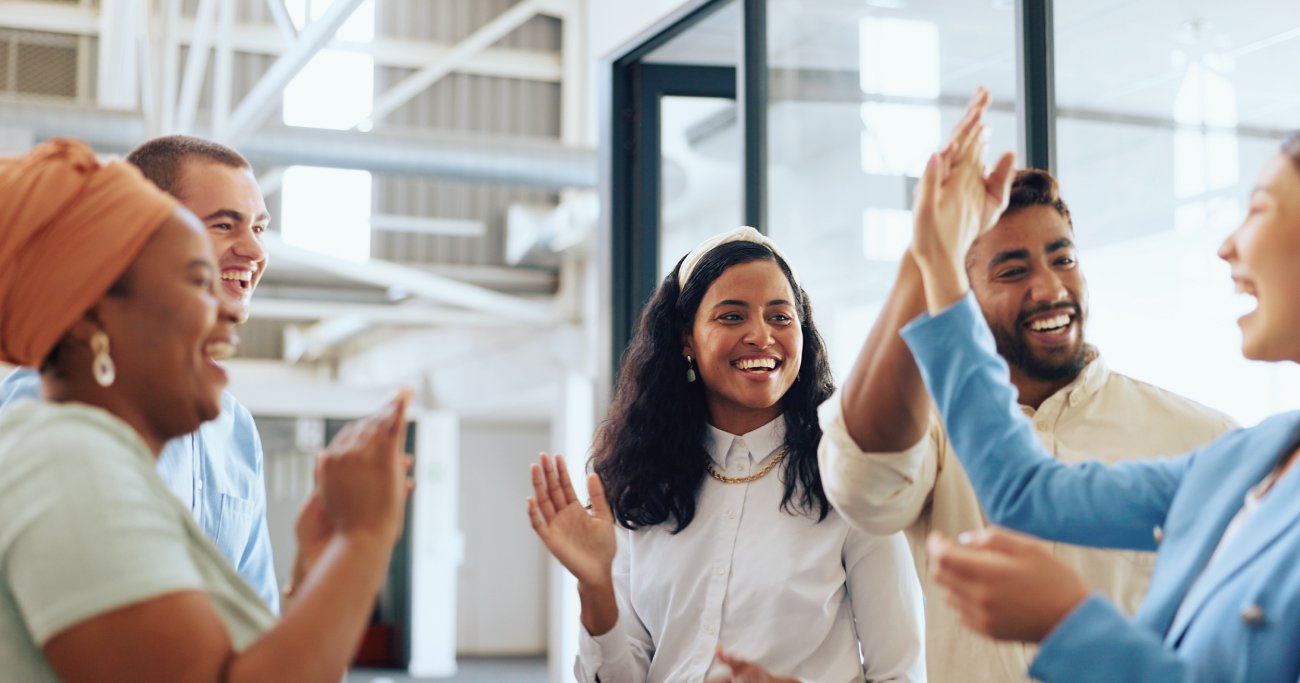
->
xmin=367 ymin=0 xmax=563 ymax=268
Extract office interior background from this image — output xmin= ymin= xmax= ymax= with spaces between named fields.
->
xmin=0 ymin=0 xmax=1296 ymax=680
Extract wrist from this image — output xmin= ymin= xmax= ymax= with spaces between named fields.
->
xmin=915 ymin=260 xmax=970 ymax=314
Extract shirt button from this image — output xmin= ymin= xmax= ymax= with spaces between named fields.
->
xmin=196 ymin=479 xmax=204 ymax=491
xmin=1240 ymin=604 xmax=1265 ymax=626
xmin=727 ymin=510 xmax=737 ymax=520
xmin=733 ymin=464 xmax=744 ymax=472
xmin=702 ymin=623 xmax=717 ymax=634
xmin=715 ymin=565 xmax=726 ymax=576
xmin=1152 ymin=526 xmax=1164 ymax=544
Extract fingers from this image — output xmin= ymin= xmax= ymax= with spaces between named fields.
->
xmin=927 ymin=531 xmax=1006 ymax=585
xmin=944 ymin=87 xmax=988 ymax=155
xmin=529 ymin=462 xmax=558 ymax=521
xmin=555 ymin=454 xmax=580 ymax=507
xmin=587 ymin=473 xmax=613 ymax=522
xmin=915 ymin=151 xmax=944 ymax=213
xmin=984 ymin=151 xmax=1017 ymax=210
xmin=539 ymin=453 xmax=570 ymax=514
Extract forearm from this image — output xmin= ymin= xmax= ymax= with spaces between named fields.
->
xmin=228 ymin=532 xmax=393 ymax=682
xmin=840 ymin=253 xmax=931 ymax=451
xmin=578 ymin=576 xmax=619 ymax=637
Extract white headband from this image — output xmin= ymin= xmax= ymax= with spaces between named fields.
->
xmin=676 ymin=226 xmax=799 ymax=291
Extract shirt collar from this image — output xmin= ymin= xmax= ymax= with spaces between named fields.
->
xmin=705 ymin=415 xmax=787 ymax=469
xmin=1027 ymin=344 xmax=1108 ymax=414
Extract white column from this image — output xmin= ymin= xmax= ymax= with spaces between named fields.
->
xmin=407 ymin=410 xmax=464 ymax=677
xmin=96 ymin=0 xmax=139 ymax=110
xmin=548 ymin=371 xmax=596 ymax=683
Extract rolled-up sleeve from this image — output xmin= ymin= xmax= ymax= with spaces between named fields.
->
xmin=818 ymin=392 xmax=939 ymax=535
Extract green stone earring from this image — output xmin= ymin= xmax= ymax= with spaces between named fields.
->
xmin=685 ymin=355 xmax=697 ymax=383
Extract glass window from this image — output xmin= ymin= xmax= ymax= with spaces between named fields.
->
xmin=280 ymin=0 xmax=376 ymax=260
xmin=764 ymin=0 xmax=1019 ymax=378
xmin=1055 ymin=0 xmax=1300 ymax=426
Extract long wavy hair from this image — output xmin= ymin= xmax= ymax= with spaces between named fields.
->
xmin=593 ymin=241 xmax=835 ymax=533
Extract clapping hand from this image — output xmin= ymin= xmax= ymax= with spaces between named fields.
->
xmin=928 ymin=527 xmax=1090 ymax=643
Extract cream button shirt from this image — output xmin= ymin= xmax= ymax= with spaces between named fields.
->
xmin=818 ymin=353 xmax=1236 ymax=683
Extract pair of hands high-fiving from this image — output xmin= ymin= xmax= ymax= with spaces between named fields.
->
xmin=915 ymin=88 xmax=1091 ymax=643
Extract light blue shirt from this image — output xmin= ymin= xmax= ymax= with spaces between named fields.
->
xmin=0 ymin=368 xmax=279 ymax=613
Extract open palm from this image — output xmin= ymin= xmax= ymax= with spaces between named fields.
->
xmin=528 ymin=453 xmax=617 ymax=588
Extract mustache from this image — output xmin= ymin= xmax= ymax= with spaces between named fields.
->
xmin=1016 ymin=301 xmax=1081 ymax=327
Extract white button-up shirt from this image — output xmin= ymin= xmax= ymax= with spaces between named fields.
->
xmin=818 ymin=352 xmax=1237 ymax=683
xmin=577 ymin=416 xmax=925 ymax=683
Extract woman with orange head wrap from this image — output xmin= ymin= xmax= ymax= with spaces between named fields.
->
xmin=0 ymin=139 xmax=413 ymax=682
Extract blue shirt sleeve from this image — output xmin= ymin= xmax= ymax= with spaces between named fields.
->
xmin=0 ymin=367 xmax=40 ymax=409
xmin=899 ymin=292 xmax=1190 ymax=550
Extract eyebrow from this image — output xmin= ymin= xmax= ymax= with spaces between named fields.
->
xmin=713 ymin=298 xmax=793 ymax=308
xmin=203 ymin=208 xmax=272 ymax=223
xmin=988 ymin=249 xmax=1030 ymax=268
xmin=1046 ymin=238 xmax=1074 ymax=253
xmin=187 ymin=259 xmax=215 ymax=271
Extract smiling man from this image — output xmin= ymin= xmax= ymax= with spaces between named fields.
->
xmin=0 ymin=135 xmax=279 ymax=611
xmin=817 ymin=167 xmax=1238 ymax=682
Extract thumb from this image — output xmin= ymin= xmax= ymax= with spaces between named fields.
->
xmin=960 ymin=526 xmax=1037 ymax=556
xmin=985 ymin=152 xmax=1016 ymax=210
xmin=915 ymin=151 xmax=943 ymax=214
xmin=587 ymin=473 xmax=613 ymax=522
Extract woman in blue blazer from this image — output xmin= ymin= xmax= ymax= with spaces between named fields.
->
xmin=898 ymin=99 xmax=1300 ymax=682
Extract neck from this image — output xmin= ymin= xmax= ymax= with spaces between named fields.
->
xmin=42 ymin=375 xmax=167 ymax=456
xmin=1009 ymin=367 xmax=1077 ymax=410
xmin=707 ymin=403 xmax=782 ymax=437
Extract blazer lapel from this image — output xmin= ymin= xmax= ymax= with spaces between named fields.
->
xmin=1163 ymin=422 xmax=1300 ymax=645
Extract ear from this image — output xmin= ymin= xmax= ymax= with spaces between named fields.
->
xmin=681 ymin=334 xmax=694 ymax=359
xmin=64 ymin=312 xmax=104 ymax=346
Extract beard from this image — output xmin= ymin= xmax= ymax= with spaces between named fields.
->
xmin=990 ymin=301 xmax=1089 ymax=383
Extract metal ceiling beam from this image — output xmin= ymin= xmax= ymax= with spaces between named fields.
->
xmin=175 ymin=0 xmax=218 ymax=134
xmin=358 ymin=0 xmax=551 ymax=128
xmin=0 ymin=101 xmax=597 ymax=188
xmin=219 ymin=0 xmax=367 ymax=144
xmin=0 ymin=3 xmax=562 ymax=82
xmin=264 ymin=234 xmax=557 ymax=325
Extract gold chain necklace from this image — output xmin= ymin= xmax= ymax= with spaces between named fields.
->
xmin=706 ymin=445 xmax=790 ymax=484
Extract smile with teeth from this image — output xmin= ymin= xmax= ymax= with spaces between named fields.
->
xmin=221 ymin=270 xmax=253 ymax=290
xmin=733 ymin=357 xmax=780 ymax=372
xmin=1027 ymin=313 xmax=1072 ymax=333
xmin=205 ymin=340 xmax=238 ymax=361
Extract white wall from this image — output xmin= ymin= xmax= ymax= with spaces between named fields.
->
xmin=456 ymin=420 xmax=552 ymax=655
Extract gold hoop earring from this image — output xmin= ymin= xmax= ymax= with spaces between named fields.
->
xmin=685 ymin=355 xmax=697 ymax=383
xmin=90 ymin=331 xmax=115 ymax=387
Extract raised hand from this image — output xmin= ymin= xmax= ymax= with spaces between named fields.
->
xmin=528 ymin=453 xmax=617 ymax=589
xmin=316 ymin=388 xmax=413 ymax=545
xmin=911 ymin=87 xmax=1017 ymax=312
xmin=927 ymin=527 xmax=1089 ymax=642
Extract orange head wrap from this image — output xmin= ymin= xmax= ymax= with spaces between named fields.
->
xmin=0 ymin=138 xmax=179 ymax=366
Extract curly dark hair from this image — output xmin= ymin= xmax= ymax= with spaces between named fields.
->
xmin=1005 ymin=167 xmax=1072 ymax=227
xmin=592 ymin=240 xmax=835 ymax=533
xmin=1284 ymin=132 xmax=1300 ymax=171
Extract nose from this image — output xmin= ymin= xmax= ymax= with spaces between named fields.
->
xmin=744 ymin=317 xmax=775 ymax=349
xmin=1217 ymin=228 xmax=1237 ymax=264
xmin=232 ymin=224 xmax=267 ymax=263
xmin=1027 ymin=267 xmax=1069 ymax=306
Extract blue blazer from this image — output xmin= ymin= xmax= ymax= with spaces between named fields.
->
xmin=901 ymin=294 xmax=1300 ymax=683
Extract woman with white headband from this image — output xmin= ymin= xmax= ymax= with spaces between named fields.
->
xmin=526 ymin=227 xmax=925 ymax=682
